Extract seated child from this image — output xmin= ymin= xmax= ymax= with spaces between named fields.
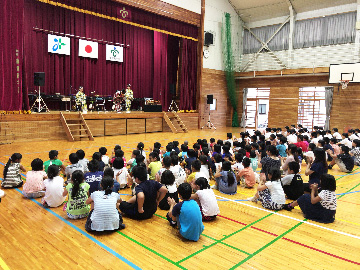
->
xmin=232 ymin=153 xmax=244 ymax=172
xmin=170 ymin=155 xmax=186 ymax=186
xmin=113 ymin=157 xmax=129 ymax=189
xmin=85 ymin=176 xmax=125 ymax=232
xmin=155 ymin=156 xmax=172 ymax=182
xmin=65 ymin=153 xmax=85 ymax=183
xmin=127 ymin=150 xmax=140 ymax=172
xmin=42 ymin=165 xmax=66 ymax=207
xmin=92 ymin=152 xmax=106 ymax=171
xmin=1 ymin=153 xmax=26 ymax=188
xmin=104 ymin=167 xmax=120 ymax=193
xmin=183 ymin=149 xmax=197 ymax=172
xmin=166 ymin=183 xmax=204 ymax=241
xmin=23 ymin=158 xmax=47 ymax=198
xmin=99 ymin=147 xmax=110 ymax=167
xmin=178 ymin=144 xmax=188 ymax=163
xmin=158 ymin=170 xmax=179 ymax=210
xmin=249 ymin=150 xmax=258 ymax=172
xmin=199 ymin=155 xmax=210 ymax=182
xmin=186 ymin=160 xmax=207 ymax=185
xmin=327 ymin=145 xmax=354 ymax=173
xmin=237 ymin=158 xmax=256 ymax=188
xmin=84 ymin=160 xmax=103 ymax=195
xmin=191 ymin=177 xmax=220 ymax=221
xmin=119 ymin=166 xmax=167 ymax=220
xmin=63 ymin=170 xmax=90 ymax=219
xmin=148 ymin=152 xmax=162 ymax=181
xmin=350 ymin=139 xmax=360 ymax=166
xmin=110 ymin=148 xmax=127 ymax=166
xmin=76 ymin=149 xmax=89 ymax=173
xmin=284 ymin=174 xmax=337 ymax=223
xmin=276 ymin=137 xmax=287 ymax=158
xmin=213 ymin=161 xmax=237 ymax=195
xmin=44 ymin=150 xmax=66 ymax=174
xmin=213 ymin=153 xmax=223 ymax=172
xmin=248 ymin=167 xmax=285 ymax=210
xmin=280 ymin=161 xmax=304 ymax=200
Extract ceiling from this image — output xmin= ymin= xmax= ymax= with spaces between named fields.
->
xmin=230 ymin=0 xmax=356 ymax=23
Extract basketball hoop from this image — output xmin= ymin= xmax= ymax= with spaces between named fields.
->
xmin=339 ymin=80 xmax=350 ymax=89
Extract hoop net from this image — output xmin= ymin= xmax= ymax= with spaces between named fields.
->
xmin=340 ymin=80 xmax=350 ymax=89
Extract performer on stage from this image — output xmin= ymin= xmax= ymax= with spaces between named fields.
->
xmin=113 ymin=89 xmax=125 ymax=113
xmin=75 ymin=86 xmax=87 ymax=112
xmin=124 ymin=84 xmax=133 ymax=112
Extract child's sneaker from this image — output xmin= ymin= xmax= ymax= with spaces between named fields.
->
xmin=283 ymin=203 xmax=294 ymax=211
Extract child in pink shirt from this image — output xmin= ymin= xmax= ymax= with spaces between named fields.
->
xmin=237 ymin=158 xmax=255 ymax=188
xmin=23 ymin=158 xmax=47 ymax=198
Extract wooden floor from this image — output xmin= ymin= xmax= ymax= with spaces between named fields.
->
xmin=0 ymin=127 xmax=359 ymax=269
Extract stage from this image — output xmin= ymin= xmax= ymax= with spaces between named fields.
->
xmin=0 ymin=111 xmax=199 ymax=144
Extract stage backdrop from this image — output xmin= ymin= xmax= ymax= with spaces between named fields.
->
xmin=19 ymin=0 xmax=197 ymax=111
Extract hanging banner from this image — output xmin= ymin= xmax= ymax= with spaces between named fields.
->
xmin=106 ymin=45 xmax=123 ymax=62
xmin=79 ymin=39 xmax=98 ymax=59
xmin=48 ymin=34 xmax=70 ymax=55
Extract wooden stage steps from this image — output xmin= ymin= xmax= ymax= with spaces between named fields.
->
xmin=60 ymin=112 xmax=94 ymax=142
xmin=163 ymin=111 xmax=188 ymax=133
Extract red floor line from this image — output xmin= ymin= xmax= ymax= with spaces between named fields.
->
xmin=217 ymin=215 xmax=360 ymax=266
xmin=337 ymin=200 xmax=360 ymax=206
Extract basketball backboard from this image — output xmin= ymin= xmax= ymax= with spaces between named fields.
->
xmin=329 ymin=62 xmax=360 ymax=84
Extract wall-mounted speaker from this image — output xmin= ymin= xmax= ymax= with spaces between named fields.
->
xmin=204 ymin=32 xmax=214 ymax=46
xmin=207 ymin=94 xmax=213 ymax=104
xmin=34 ymin=72 xmax=45 ymax=86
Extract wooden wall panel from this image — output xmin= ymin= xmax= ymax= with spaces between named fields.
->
xmin=237 ymin=75 xmax=360 ymax=132
xmin=201 ymin=69 xmax=235 ymax=128
xmin=146 ymin=118 xmax=163 ymax=133
xmin=127 ymin=119 xmax=145 ymax=134
xmin=105 ymin=119 xmax=127 ymax=136
xmin=0 ymin=120 xmax=66 ymax=143
xmin=86 ymin=120 xmax=105 ymax=137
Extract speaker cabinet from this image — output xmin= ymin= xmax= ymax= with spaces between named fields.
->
xmin=204 ymin=32 xmax=214 ymax=46
xmin=207 ymin=95 xmax=213 ymax=104
xmin=34 ymin=72 xmax=45 ymax=86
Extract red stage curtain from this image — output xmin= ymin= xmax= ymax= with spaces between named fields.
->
xmin=0 ymin=0 xmax=24 ymax=111
xmin=153 ymin=32 xmax=169 ymax=109
xmin=180 ymin=39 xmax=197 ymax=110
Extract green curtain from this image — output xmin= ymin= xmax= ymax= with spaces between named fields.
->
xmin=222 ymin=13 xmax=239 ymax=127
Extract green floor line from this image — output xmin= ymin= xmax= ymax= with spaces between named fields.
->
xmin=337 ymin=182 xmax=360 ymax=199
xmin=176 ymin=213 xmax=274 ymax=264
xmin=155 ymin=214 xmax=252 ymax=256
xmin=335 ymin=167 xmax=359 ymax=181
xmin=117 ymin=231 xmax=187 ymax=270
xmin=229 ymin=219 xmax=306 ymax=269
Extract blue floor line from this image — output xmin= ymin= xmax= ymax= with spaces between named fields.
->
xmin=0 ymin=177 xmax=141 ymax=270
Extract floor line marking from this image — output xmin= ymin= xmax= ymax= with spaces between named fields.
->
xmin=1 ymin=182 xmax=141 ymax=270
xmin=336 ymin=218 xmax=360 ymax=227
xmin=218 ymin=215 xmax=360 ymax=265
xmin=0 ymin=255 xmax=10 ymax=270
xmin=230 ymin=220 xmax=305 ymax=269
xmin=214 ymin=194 xmax=360 ymax=240
xmin=154 ymin=214 xmax=251 ymax=256
xmin=176 ymin=213 xmax=274 ymax=264
xmin=337 ymin=199 xmax=360 ymax=206
xmin=338 ymin=182 xmax=360 ymax=199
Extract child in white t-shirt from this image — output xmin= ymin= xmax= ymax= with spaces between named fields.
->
xmin=248 ymin=167 xmax=285 ymax=210
xmin=99 ymin=147 xmax=110 ymax=166
xmin=42 ymin=165 xmax=66 ymax=207
xmin=191 ymin=177 xmax=219 ymax=221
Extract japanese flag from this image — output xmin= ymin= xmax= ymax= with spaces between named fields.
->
xmin=79 ymin=39 xmax=98 ymax=59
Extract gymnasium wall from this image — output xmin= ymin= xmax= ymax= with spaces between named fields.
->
xmin=237 ymin=75 xmax=360 ymax=132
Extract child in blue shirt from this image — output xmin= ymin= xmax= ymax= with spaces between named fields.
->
xmin=277 ymin=137 xmax=287 ymax=158
xmin=167 ymin=183 xmax=204 ymax=241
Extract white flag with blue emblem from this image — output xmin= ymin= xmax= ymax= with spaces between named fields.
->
xmin=48 ymin=34 xmax=70 ymax=55
xmin=106 ymin=44 xmax=123 ymax=62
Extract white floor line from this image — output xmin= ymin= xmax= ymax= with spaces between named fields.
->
xmin=215 ymin=194 xmax=360 ymax=240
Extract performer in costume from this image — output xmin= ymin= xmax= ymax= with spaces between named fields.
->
xmin=75 ymin=86 xmax=87 ymax=112
xmin=113 ymin=89 xmax=125 ymax=112
xmin=124 ymin=84 xmax=133 ymax=112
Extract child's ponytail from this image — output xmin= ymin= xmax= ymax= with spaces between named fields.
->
xmin=194 ymin=177 xmax=210 ymax=190
xmin=71 ymin=170 xmax=84 ymax=198
xmin=3 ymin=153 xmax=22 ymax=179
xmin=101 ymin=176 xmax=114 ymax=195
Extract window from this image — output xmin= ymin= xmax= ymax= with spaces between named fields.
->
xmin=298 ymin=87 xmax=326 ymax=130
xmin=258 ymin=104 xmax=266 ymax=114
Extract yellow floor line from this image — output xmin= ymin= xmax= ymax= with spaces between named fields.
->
xmin=336 ymin=218 xmax=360 ymax=227
xmin=0 ymin=256 xmax=10 ymax=270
